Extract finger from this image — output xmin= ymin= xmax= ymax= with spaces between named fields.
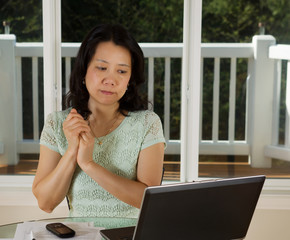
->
xmin=80 ymin=132 xmax=88 ymax=141
xmin=66 ymin=113 xmax=84 ymax=123
xmin=64 ymin=122 xmax=90 ymax=135
xmin=65 ymin=116 xmax=88 ymax=127
xmin=80 ymin=132 xmax=93 ymax=144
xmin=69 ymin=109 xmax=84 ymax=119
xmin=71 ymin=108 xmax=77 ymax=113
xmin=63 ymin=118 xmax=90 ymax=135
xmin=65 ymin=108 xmax=85 ymax=122
xmin=82 ymin=127 xmax=95 ymax=138
xmin=72 ymin=124 xmax=91 ymax=135
xmin=64 ymin=113 xmax=88 ymax=129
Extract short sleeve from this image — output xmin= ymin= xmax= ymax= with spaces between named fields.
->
xmin=39 ymin=112 xmax=61 ymax=153
xmin=141 ymin=111 xmax=166 ymax=150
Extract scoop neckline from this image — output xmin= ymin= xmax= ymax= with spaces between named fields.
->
xmin=95 ymin=112 xmax=130 ymax=140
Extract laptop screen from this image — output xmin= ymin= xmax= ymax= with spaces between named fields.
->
xmin=133 ymin=175 xmax=265 ymax=240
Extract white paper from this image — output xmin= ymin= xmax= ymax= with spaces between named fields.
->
xmin=13 ymin=221 xmax=104 ymax=240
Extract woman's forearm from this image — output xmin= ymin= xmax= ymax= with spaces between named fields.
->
xmin=81 ymin=161 xmax=147 ymax=208
xmin=32 ymin=149 xmax=77 ymax=212
xmin=77 ymin=143 xmax=164 ymax=209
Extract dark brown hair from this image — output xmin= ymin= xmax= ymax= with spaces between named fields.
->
xmin=65 ymin=24 xmax=147 ymax=119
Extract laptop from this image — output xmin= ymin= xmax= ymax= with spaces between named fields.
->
xmin=100 ymin=175 xmax=265 ymax=240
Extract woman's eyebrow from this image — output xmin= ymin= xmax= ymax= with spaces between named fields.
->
xmin=96 ymin=59 xmax=130 ymax=68
xmin=96 ymin=59 xmax=108 ymax=64
xmin=118 ymin=63 xmax=131 ymax=68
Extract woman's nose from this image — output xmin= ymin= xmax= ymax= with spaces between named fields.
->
xmin=103 ymin=73 xmax=116 ymax=86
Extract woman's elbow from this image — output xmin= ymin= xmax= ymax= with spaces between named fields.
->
xmin=39 ymin=204 xmax=54 ymax=213
xmin=32 ymin=189 xmax=56 ymax=213
xmin=37 ymin=200 xmax=56 ymax=213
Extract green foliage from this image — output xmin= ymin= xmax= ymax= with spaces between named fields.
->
xmin=1 ymin=0 xmax=289 ymax=43
xmin=0 ymin=0 xmax=42 ymax=41
xmin=202 ymin=0 xmax=290 ymax=44
xmin=61 ymin=0 xmax=183 ymax=42
xmin=202 ymin=0 xmax=261 ymax=42
xmin=260 ymin=0 xmax=290 ymax=43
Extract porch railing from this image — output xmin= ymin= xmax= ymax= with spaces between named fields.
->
xmin=1 ymin=34 xmax=290 ymax=168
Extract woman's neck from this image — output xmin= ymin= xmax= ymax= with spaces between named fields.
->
xmin=88 ymin=100 xmax=119 ymax=120
xmin=87 ymin=102 xmax=124 ymax=138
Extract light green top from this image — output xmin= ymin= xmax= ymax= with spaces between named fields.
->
xmin=40 ymin=108 xmax=165 ymax=218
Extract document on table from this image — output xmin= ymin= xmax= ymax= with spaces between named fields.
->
xmin=13 ymin=221 xmax=104 ymax=240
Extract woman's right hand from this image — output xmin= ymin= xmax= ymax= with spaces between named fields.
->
xmin=32 ymin=108 xmax=90 ymax=213
xmin=63 ymin=108 xmax=91 ymax=154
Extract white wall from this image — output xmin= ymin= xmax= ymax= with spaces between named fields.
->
xmin=0 ymin=187 xmax=69 ymax=225
xmin=246 ymin=209 xmax=290 ymax=240
xmin=0 ymin=176 xmax=69 ymax=225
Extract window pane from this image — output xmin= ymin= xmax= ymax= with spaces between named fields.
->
xmin=0 ymin=1 xmax=184 ymax=179
xmin=2 ymin=0 xmax=290 ymax=181
xmin=61 ymin=0 xmax=183 ymax=42
xmin=200 ymin=0 xmax=290 ymax=179
xmin=0 ymin=0 xmax=42 ymax=41
xmin=0 ymin=0 xmax=42 ymax=175
xmin=60 ymin=0 xmax=183 ymax=181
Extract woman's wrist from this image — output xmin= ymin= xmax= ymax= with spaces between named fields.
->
xmin=79 ymin=159 xmax=96 ymax=173
xmin=66 ymin=145 xmax=78 ymax=156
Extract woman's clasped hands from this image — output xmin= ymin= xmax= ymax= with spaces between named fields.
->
xmin=63 ymin=108 xmax=95 ymax=170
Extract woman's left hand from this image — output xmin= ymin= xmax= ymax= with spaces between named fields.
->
xmin=77 ymin=129 xmax=95 ymax=171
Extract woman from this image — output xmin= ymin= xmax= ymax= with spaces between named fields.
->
xmin=32 ymin=24 xmax=165 ymax=218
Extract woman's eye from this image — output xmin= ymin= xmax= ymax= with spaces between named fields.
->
xmin=118 ymin=70 xmax=127 ymax=74
xmin=97 ymin=66 xmax=106 ymax=71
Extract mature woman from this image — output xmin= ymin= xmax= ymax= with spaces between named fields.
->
xmin=32 ymin=24 xmax=165 ymax=218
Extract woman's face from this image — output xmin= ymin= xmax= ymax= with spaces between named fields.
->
xmin=85 ymin=41 xmax=132 ymax=108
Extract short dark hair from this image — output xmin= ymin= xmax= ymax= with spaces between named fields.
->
xmin=65 ymin=24 xmax=147 ymax=119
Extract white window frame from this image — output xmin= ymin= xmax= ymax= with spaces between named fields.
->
xmin=2 ymin=0 xmax=290 ymax=212
xmin=43 ymin=0 xmax=62 ymax=117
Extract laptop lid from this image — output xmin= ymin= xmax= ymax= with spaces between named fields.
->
xmin=101 ymin=175 xmax=265 ymax=240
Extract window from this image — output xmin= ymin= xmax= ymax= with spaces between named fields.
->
xmin=0 ymin=0 xmax=42 ymax=175
xmin=1 ymin=0 xmax=290 ymax=182
xmin=198 ymin=0 xmax=290 ymax=180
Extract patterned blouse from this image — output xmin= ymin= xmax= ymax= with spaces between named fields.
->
xmin=40 ymin=108 xmax=166 ymax=218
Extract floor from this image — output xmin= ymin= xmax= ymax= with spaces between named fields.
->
xmin=1 ymin=158 xmax=290 ymax=180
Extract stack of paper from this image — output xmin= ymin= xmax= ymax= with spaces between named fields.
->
xmin=13 ymin=221 xmax=104 ymax=240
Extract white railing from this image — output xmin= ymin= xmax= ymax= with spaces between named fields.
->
xmin=265 ymin=44 xmax=290 ymax=161
xmin=199 ymin=42 xmax=253 ymax=157
xmin=1 ymin=34 xmax=290 ymax=168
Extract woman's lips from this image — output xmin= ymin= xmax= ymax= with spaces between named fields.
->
xmin=101 ymin=90 xmax=114 ymax=95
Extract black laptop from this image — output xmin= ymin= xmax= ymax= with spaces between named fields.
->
xmin=100 ymin=175 xmax=265 ymax=240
